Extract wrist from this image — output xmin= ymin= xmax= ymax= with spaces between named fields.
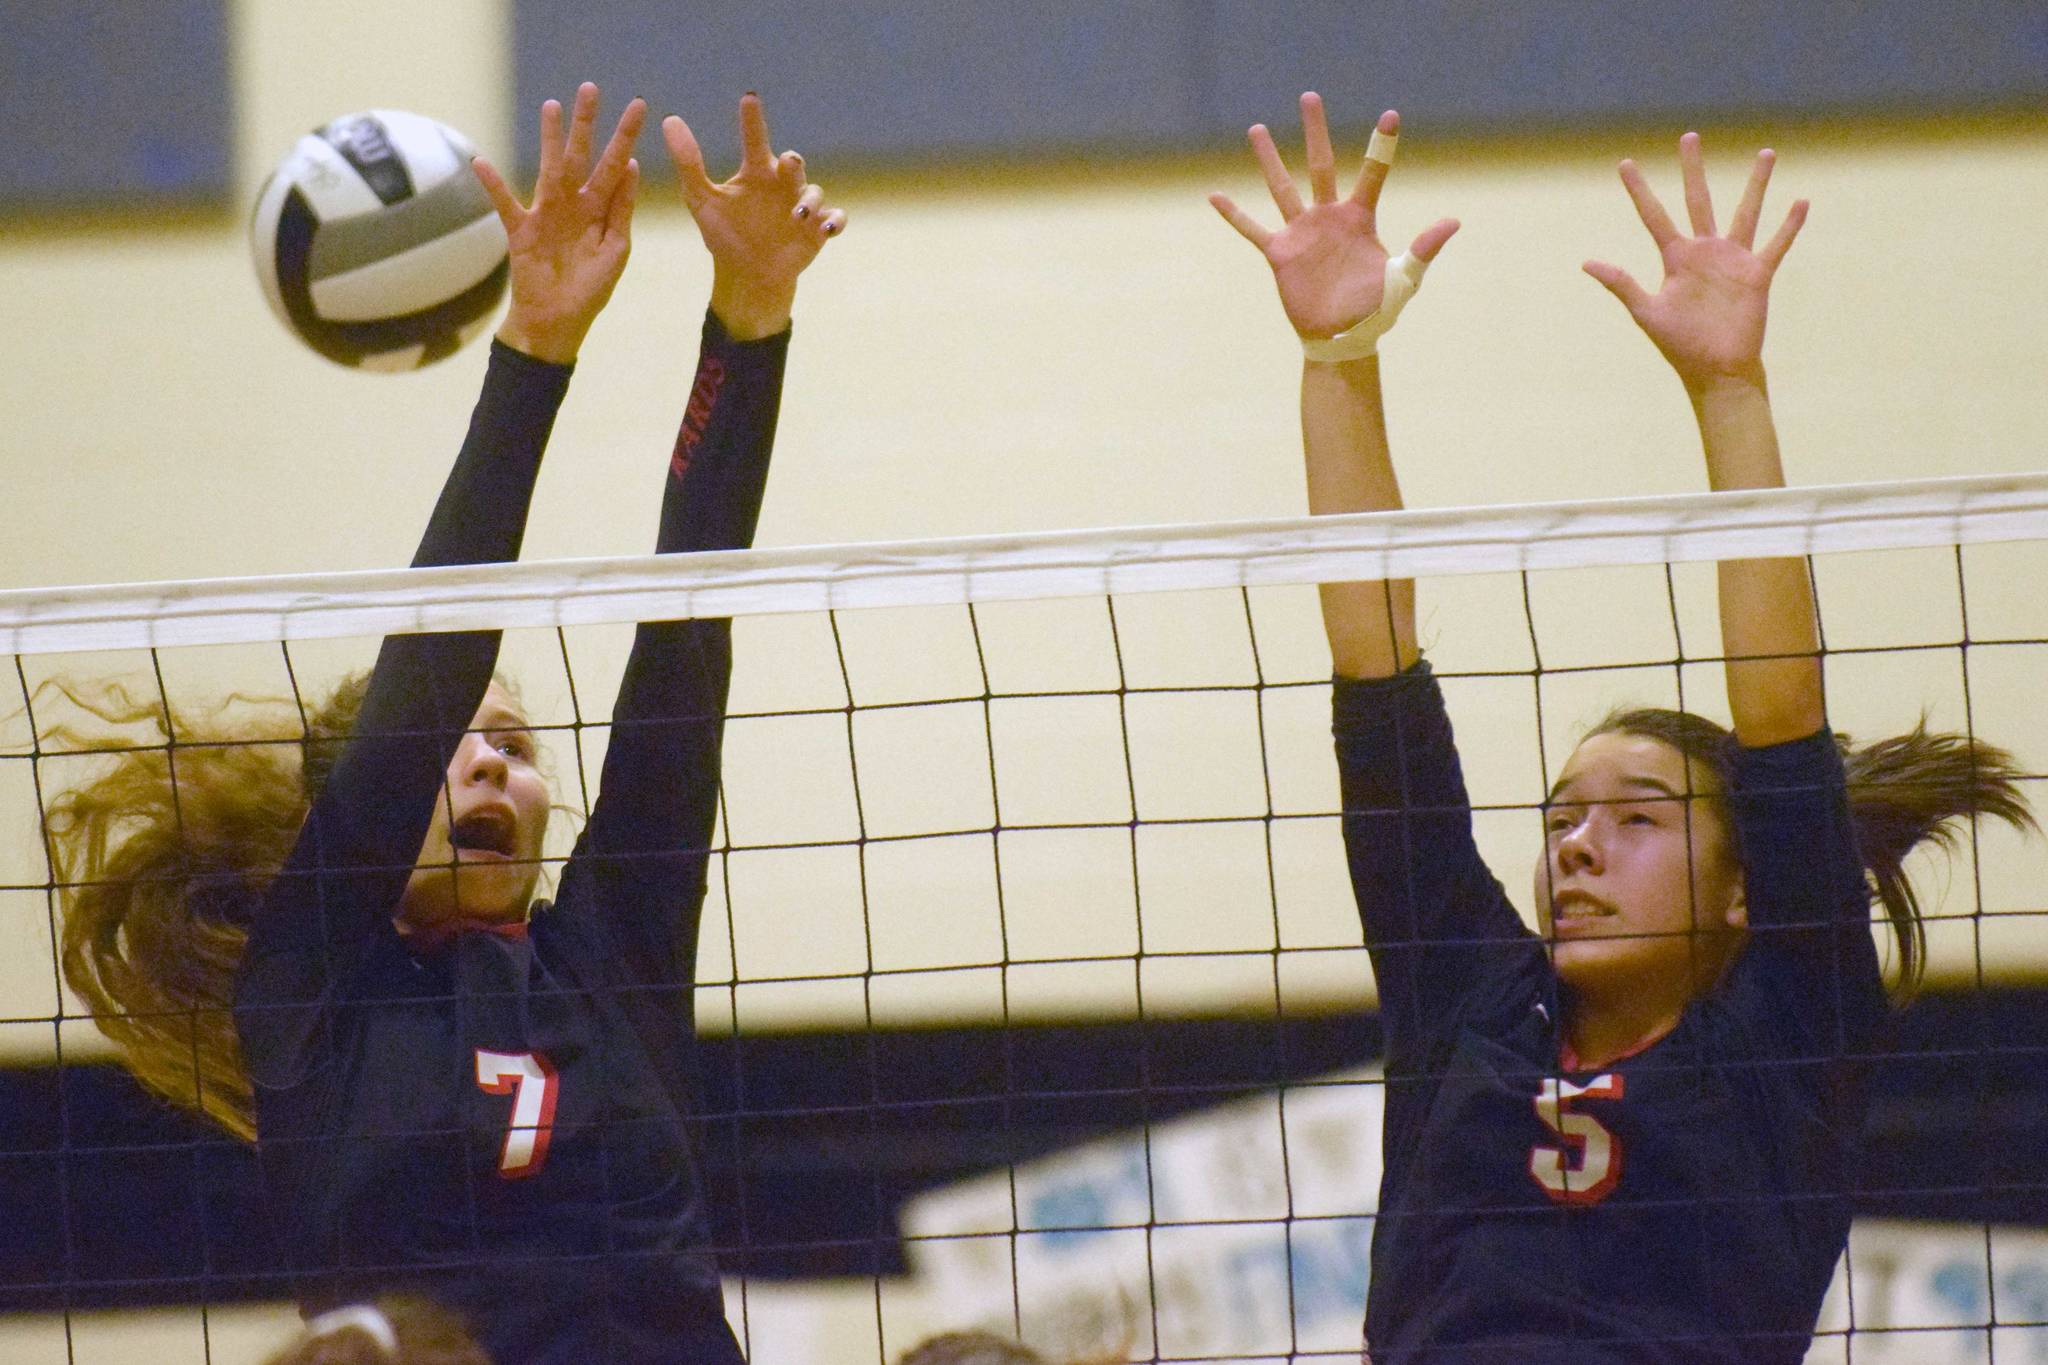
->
xmin=494 ymin=312 xmax=585 ymax=367
xmin=1681 ymin=361 xmax=1768 ymax=404
xmin=709 ymin=272 xmax=796 ymax=341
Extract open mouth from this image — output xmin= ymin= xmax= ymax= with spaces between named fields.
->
xmin=450 ymin=810 xmax=518 ymax=859
xmin=1551 ymin=891 xmax=1615 ymax=925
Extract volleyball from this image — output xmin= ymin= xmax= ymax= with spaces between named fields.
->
xmin=250 ymin=110 xmax=508 ymax=371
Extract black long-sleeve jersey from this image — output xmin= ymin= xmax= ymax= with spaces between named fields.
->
xmin=235 ymin=315 xmax=788 ymax=1364
xmin=1337 ymin=662 xmax=1882 ymax=1363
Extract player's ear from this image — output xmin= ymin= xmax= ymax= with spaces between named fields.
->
xmin=1724 ymin=887 xmax=1747 ymax=931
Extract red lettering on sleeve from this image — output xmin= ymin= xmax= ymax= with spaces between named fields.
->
xmin=670 ymin=357 xmax=727 ymax=480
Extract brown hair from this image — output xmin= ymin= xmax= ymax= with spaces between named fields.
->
xmin=1593 ymin=708 xmax=2036 ymax=993
xmin=897 ymin=1328 xmax=1133 ymax=1365
xmin=42 ymin=674 xmax=370 ymax=1139
xmin=261 ymin=1296 xmax=492 ymax=1365
xmin=898 ymin=1332 xmax=1049 ymax=1365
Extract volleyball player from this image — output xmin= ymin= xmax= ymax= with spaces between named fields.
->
xmin=49 ymin=85 xmax=841 ymax=1362
xmin=1214 ymin=95 xmax=2033 ymax=1361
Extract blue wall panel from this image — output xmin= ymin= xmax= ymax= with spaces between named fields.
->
xmin=515 ymin=1 xmax=2048 ymax=173
xmin=1202 ymin=2 xmax=2048 ymax=136
xmin=0 ymin=0 xmax=233 ymax=210
xmin=514 ymin=1 xmax=1204 ymax=172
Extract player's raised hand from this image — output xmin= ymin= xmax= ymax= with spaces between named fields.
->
xmin=1584 ymin=133 xmax=1807 ymax=390
xmin=663 ymin=93 xmax=843 ymax=340
xmin=474 ymin=82 xmax=645 ymax=365
xmin=1210 ymin=96 xmax=1458 ymax=345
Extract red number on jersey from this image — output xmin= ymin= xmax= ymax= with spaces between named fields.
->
xmin=474 ymin=1049 xmax=559 ymax=1179
xmin=1527 ymin=1073 xmax=1624 ymax=1206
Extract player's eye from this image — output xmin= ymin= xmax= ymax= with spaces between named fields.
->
xmin=495 ymin=734 xmax=533 ymax=760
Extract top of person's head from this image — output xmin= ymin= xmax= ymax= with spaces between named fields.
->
xmin=896 ymin=1330 xmax=1050 ymax=1365
xmin=262 ymin=1298 xmax=491 ymax=1365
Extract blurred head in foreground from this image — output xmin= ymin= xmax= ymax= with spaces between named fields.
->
xmin=262 ymin=1297 xmax=492 ymax=1365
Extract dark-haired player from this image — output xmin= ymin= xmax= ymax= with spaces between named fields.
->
xmin=1213 ymin=95 xmax=2033 ymax=1361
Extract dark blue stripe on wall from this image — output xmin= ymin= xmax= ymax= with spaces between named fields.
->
xmin=512 ymin=0 xmax=2048 ymax=172
xmin=0 ymin=0 xmax=233 ymax=209
xmin=3 ymin=992 xmax=2046 ymax=1308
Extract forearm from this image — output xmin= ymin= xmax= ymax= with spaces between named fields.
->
xmin=413 ymin=341 xmax=569 ymax=568
xmin=595 ymin=313 xmax=786 ymax=860
xmin=660 ymin=310 xmax=787 ymax=554
xmin=577 ymin=313 xmax=787 ymax=979
xmin=1304 ymin=355 xmax=1417 ymax=679
xmin=1692 ymin=372 xmax=1823 ymax=745
xmin=296 ymin=346 xmax=568 ymax=908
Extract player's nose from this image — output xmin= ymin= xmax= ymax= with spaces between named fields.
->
xmin=457 ymin=733 xmax=509 ymax=788
xmin=1555 ymin=820 xmax=1600 ymax=873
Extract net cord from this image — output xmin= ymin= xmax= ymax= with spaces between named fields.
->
xmin=4 ymin=472 xmax=2045 ymax=656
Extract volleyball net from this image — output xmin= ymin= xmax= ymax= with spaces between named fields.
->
xmin=3 ymin=472 xmax=2047 ymax=1363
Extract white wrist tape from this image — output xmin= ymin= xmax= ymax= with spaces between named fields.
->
xmin=306 ymin=1306 xmax=399 ymax=1356
xmin=1300 ymin=251 xmax=1429 ymax=362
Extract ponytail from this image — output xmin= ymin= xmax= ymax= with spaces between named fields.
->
xmin=1837 ymin=722 xmax=2036 ymax=991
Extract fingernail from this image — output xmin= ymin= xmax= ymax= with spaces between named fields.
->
xmin=796 ymin=205 xmax=809 ymax=218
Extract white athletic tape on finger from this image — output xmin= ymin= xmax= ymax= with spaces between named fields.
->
xmin=1300 ymin=251 xmax=1429 ymax=362
xmin=1366 ymin=128 xmax=1398 ymax=166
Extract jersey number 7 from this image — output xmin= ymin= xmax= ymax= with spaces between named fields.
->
xmin=1527 ymin=1073 xmax=1623 ymax=1206
xmin=475 ymin=1049 xmax=560 ymax=1179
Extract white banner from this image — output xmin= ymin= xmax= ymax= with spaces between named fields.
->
xmin=901 ymin=1067 xmax=2048 ymax=1363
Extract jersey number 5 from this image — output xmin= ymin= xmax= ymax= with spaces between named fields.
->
xmin=1527 ymin=1073 xmax=1623 ymax=1206
xmin=475 ymin=1049 xmax=559 ymax=1179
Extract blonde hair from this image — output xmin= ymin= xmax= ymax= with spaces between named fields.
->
xmin=43 ymin=675 xmax=369 ymax=1139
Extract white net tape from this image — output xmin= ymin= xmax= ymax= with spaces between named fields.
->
xmin=6 ymin=472 xmax=2046 ymax=656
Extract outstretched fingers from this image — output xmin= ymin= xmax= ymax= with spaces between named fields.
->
xmin=1758 ymin=197 xmax=1809 ymax=270
xmin=1208 ymin=192 xmax=1272 ymax=250
xmin=1677 ymin=131 xmax=1715 ymax=237
xmin=662 ymin=114 xmax=715 ymax=213
xmin=535 ymin=98 xmax=565 ymax=193
xmin=738 ymin=92 xmax=775 ymax=174
xmin=778 ymin=149 xmax=807 ymax=192
xmin=1248 ymin=124 xmax=1304 ymax=220
xmin=1617 ymin=158 xmax=1681 ymax=250
xmin=585 ymin=97 xmax=646 ymax=202
xmin=562 ymin=82 xmax=600 ymax=183
xmin=1301 ymin=92 xmax=1337 ymax=205
xmin=1583 ymin=259 xmax=1651 ymax=314
xmin=470 ymin=155 xmax=525 ymax=232
xmin=1348 ymin=110 xmax=1399 ymax=216
xmin=1727 ymin=148 xmax=1775 ymax=249
xmin=1408 ymin=215 xmax=1460 ymax=264
xmin=604 ymin=158 xmax=641 ymax=242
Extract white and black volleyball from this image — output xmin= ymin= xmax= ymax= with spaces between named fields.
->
xmin=251 ymin=110 xmax=507 ymax=371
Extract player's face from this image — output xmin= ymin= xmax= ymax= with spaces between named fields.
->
xmin=1532 ymin=731 xmax=1747 ymax=1005
xmin=396 ymin=682 xmax=551 ymax=943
